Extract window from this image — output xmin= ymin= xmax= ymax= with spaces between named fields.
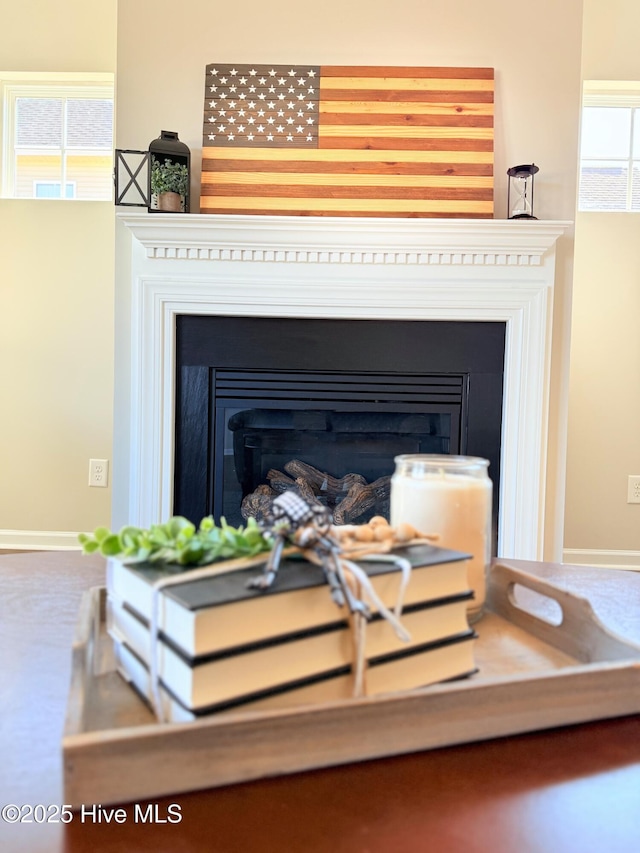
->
xmin=34 ymin=181 xmax=76 ymax=199
xmin=1 ymin=72 xmax=114 ymax=200
xmin=579 ymin=82 xmax=640 ymax=212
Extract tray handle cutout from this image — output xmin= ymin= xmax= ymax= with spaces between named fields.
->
xmin=488 ymin=561 xmax=640 ymax=664
xmin=509 ymin=583 xmax=563 ymax=627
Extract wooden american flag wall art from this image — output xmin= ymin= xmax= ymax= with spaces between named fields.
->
xmin=200 ymin=64 xmax=494 ymax=218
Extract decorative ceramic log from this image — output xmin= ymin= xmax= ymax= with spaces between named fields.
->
xmin=295 ymin=477 xmax=318 ymax=504
xmin=241 ymin=484 xmax=275 ymax=521
xmin=284 ymin=460 xmax=366 ymax=498
xmin=243 ymin=463 xmax=389 ymax=524
xmin=267 ymin=469 xmax=298 ymax=494
xmin=333 ymin=484 xmax=376 ymax=525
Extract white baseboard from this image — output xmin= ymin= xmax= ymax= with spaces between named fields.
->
xmin=562 ymin=548 xmax=640 ymax=572
xmin=0 ymin=529 xmax=82 ymax=551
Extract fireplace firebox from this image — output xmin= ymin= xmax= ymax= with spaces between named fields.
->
xmin=174 ymin=316 xmax=505 ymax=541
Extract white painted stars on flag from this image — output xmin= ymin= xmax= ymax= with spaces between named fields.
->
xmin=203 ymin=64 xmax=320 ymax=148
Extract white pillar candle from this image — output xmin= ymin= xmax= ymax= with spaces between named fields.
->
xmin=390 ymin=456 xmax=492 ymax=623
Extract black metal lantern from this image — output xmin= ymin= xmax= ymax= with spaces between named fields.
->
xmin=507 ymin=164 xmax=539 ymax=220
xmin=148 ymin=130 xmax=191 ymax=214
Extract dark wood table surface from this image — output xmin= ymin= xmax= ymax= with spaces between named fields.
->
xmin=1 ymin=550 xmax=640 ymax=853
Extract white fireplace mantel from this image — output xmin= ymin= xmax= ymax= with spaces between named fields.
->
xmin=114 ymin=212 xmax=571 ymax=560
xmin=119 ymin=212 xmax=567 ymax=266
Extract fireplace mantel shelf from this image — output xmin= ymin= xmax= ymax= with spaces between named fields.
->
xmin=117 ymin=211 xmax=570 ymax=266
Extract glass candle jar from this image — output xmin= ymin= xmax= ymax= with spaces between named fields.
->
xmin=390 ymin=455 xmax=492 ymax=623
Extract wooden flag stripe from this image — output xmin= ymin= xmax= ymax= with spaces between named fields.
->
xmin=199 ymin=206 xmax=490 ymax=219
xmin=318 ymin=113 xmax=493 ymax=128
xmin=318 ymin=123 xmax=493 ymax=140
xmin=318 ymin=137 xmax=493 ymax=151
xmin=200 ymin=196 xmax=493 ymax=213
xmin=201 ymin=184 xmax=492 ymax=201
xmin=323 ymin=89 xmax=495 ymax=103
xmin=319 ymin=125 xmax=492 ymax=140
xmin=202 ymin=147 xmax=493 ymax=164
xmin=202 ymin=161 xmax=493 ymax=179
xmin=318 ymin=101 xmax=494 ymax=116
xmin=202 ymin=171 xmax=493 ymax=188
xmin=320 ymin=77 xmax=494 ymax=92
xmin=320 ymin=66 xmax=494 ymax=80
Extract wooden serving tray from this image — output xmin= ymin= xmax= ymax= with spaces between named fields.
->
xmin=62 ymin=560 xmax=640 ymax=807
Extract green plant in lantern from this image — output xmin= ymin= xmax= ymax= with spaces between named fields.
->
xmin=150 ymin=157 xmax=189 ymax=210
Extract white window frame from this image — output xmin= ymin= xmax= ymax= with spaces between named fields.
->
xmin=0 ymin=71 xmax=114 ymax=199
xmin=579 ymin=81 xmax=640 ymax=213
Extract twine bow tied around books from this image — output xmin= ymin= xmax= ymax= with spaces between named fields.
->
xmin=250 ymin=492 xmax=442 ymax=700
xmin=146 ymin=493 xmax=438 ymax=722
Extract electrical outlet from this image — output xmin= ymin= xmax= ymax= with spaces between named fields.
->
xmin=627 ymin=475 xmax=640 ymax=504
xmin=89 ymin=458 xmax=109 ymax=488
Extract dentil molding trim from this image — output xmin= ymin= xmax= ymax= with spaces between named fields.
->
xmin=117 ymin=211 xmax=570 ymax=266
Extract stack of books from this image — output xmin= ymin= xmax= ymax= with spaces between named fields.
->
xmin=107 ymin=543 xmax=477 ymax=722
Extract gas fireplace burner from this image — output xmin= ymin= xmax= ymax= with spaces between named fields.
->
xmin=239 ymin=457 xmax=391 ymax=526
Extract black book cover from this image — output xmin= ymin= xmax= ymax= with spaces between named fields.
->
xmin=121 ymin=543 xmax=470 ymax=612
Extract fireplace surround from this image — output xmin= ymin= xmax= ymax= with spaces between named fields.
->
xmin=114 ymin=212 xmax=569 ymax=560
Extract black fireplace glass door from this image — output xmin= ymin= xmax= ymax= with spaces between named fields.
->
xmin=173 ymin=316 xmax=505 ymax=539
xmin=209 ymin=369 xmax=464 ymax=527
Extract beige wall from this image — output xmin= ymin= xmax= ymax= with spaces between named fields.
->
xmin=580 ymin=0 xmax=640 ymax=81
xmin=564 ymin=0 xmax=640 ymax=558
xmin=566 ymin=215 xmax=640 ymax=551
xmin=117 ymin=0 xmax=583 ymax=558
xmin=0 ymin=0 xmax=116 ymax=545
xmin=0 ymin=0 xmax=115 ymax=73
xmin=0 ymin=203 xmax=115 ymax=534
